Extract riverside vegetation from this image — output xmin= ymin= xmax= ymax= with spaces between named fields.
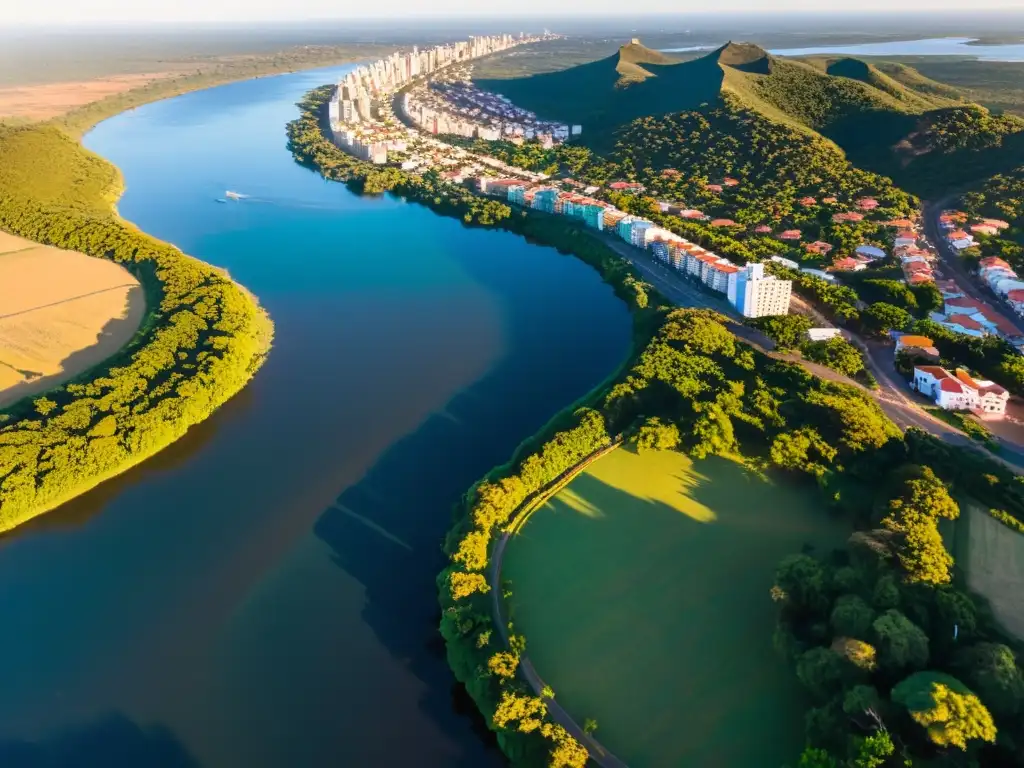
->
xmin=292 ymin=73 xmax=1024 ymax=766
xmin=0 ymin=122 xmax=272 ymax=530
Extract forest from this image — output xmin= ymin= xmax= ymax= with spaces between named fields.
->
xmin=0 ymin=123 xmax=272 ymax=530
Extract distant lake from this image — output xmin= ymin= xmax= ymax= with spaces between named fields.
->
xmin=769 ymin=37 xmax=1024 ymax=61
xmin=661 ymin=37 xmax=1024 ymax=62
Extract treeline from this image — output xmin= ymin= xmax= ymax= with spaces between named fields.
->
xmin=48 ymin=44 xmax=389 ymax=138
xmin=0 ymin=123 xmax=272 ymax=530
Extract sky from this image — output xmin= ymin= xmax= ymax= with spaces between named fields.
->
xmin=9 ymin=0 xmax=1024 ymax=25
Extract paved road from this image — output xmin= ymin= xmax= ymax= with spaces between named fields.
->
xmin=488 ymin=442 xmax=628 ymax=768
xmin=599 ymin=230 xmax=1024 ymax=469
xmin=922 ymin=197 xmax=1024 ymax=336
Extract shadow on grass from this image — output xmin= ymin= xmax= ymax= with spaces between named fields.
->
xmin=504 ymin=450 xmax=844 ymax=767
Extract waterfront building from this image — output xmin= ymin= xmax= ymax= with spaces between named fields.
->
xmin=507 ymin=185 xmax=527 ymax=206
xmin=580 ymin=204 xmax=605 ymax=231
xmin=727 ymin=262 xmax=792 ymax=317
xmin=532 ymin=188 xmax=559 ymax=214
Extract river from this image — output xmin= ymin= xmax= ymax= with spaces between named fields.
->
xmin=0 ymin=65 xmax=632 ymax=767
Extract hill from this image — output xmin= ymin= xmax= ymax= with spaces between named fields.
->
xmin=476 ymin=39 xmax=1024 ymax=196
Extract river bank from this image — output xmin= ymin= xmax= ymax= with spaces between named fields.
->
xmin=0 ymin=64 xmax=633 ymax=766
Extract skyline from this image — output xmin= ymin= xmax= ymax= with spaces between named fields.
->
xmin=9 ymin=3 xmax=1024 ymax=26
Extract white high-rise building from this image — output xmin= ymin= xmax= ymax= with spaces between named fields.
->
xmin=727 ymin=262 xmax=792 ymax=318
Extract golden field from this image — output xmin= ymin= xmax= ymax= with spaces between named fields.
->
xmin=0 ymin=231 xmax=145 ymax=407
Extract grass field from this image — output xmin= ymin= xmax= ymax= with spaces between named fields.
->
xmin=948 ymin=503 xmax=1024 ymax=641
xmin=503 ymin=446 xmax=849 ymax=767
xmin=0 ymin=231 xmax=144 ymax=407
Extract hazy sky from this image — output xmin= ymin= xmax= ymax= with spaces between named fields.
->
xmin=10 ymin=0 xmax=1024 ymax=25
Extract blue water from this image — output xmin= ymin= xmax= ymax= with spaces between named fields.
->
xmin=661 ymin=37 xmax=1024 ymax=61
xmin=769 ymin=37 xmax=1024 ymax=61
xmin=0 ymin=66 xmax=631 ymax=767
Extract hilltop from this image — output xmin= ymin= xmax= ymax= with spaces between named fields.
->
xmin=476 ymin=39 xmax=1024 ymax=195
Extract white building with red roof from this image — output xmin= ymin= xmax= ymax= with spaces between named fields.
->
xmin=913 ymin=366 xmax=1009 ymax=417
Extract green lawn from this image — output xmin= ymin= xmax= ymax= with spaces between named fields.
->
xmin=503 ymin=447 xmax=849 ymax=768
xmin=947 ymin=503 xmax=1024 ymax=642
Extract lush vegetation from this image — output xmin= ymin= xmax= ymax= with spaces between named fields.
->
xmin=962 ymin=167 xmax=1024 ymax=272
xmin=0 ymin=123 xmax=272 ymax=530
xmin=750 ymin=315 xmax=867 ymax=381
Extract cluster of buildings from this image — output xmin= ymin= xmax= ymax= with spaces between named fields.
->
xmin=402 ymin=69 xmax=577 ymax=145
xmin=941 ymin=210 xmax=1012 ymax=252
xmin=483 ymin=180 xmax=792 ymax=317
xmin=329 ymin=33 xmax=550 ymax=164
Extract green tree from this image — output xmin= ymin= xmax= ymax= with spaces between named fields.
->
xmin=891 ymin=671 xmax=996 ymax=751
xmin=798 ymin=647 xmax=847 ymax=701
xmin=873 ymin=610 xmax=929 ymax=673
xmin=774 ymin=554 xmax=829 ymax=615
xmin=634 ymin=416 xmax=681 ymax=452
xmin=831 ymin=595 xmax=876 ymax=639
xmin=955 ymin=642 xmax=1024 ymax=718
xmin=862 ymin=303 xmax=912 ymax=336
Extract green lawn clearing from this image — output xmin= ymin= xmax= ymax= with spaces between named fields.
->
xmin=503 ymin=446 xmax=849 ymax=767
xmin=948 ymin=503 xmax=1024 ymax=642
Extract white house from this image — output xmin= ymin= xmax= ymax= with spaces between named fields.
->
xmin=913 ymin=366 xmax=1009 ymax=418
xmin=808 ymin=327 xmax=842 ymax=342
xmin=855 ymin=244 xmax=886 ymax=261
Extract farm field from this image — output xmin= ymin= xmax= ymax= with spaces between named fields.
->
xmin=0 ymin=72 xmax=176 ymax=122
xmin=948 ymin=503 xmax=1024 ymax=641
xmin=502 ymin=447 xmax=849 ymax=768
xmin=0 ymin=231 xmax=144 ymax=407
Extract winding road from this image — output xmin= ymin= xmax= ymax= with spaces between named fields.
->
xmin=596 ymin=230 xmax=1024 ymax=470
xmin=488 ymin=441 xmax=628 ymax=768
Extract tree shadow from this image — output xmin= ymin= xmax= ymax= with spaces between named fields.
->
xmin=308 ymin=217 xmax=632 ymax=763
xmin=0 ymin=713 xmax=197 ymax=768
xmin=0 ymin=379 xmax=255 ymax=539
xmin=505 ymin=454 xmax=840 ymax=767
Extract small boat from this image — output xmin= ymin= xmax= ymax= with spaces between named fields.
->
xmin=215 ymin=198 xmax=228 ymax=203
xmin=225 ymin=190 xmax=247 ymax=200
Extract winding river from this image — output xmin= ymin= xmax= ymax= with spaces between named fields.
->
xmin=0 ymin=65 xmax=631 ymax=767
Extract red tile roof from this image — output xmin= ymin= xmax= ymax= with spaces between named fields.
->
xmin=754 ymin=225 xmax=773 ymax=234
xmin=710 ymin=218 xmax=737 ymax=227
xmin=1008 ymin=289 xmax=1024 ymax=302
xmin=949 ymin=315 xmax=985 ymax=331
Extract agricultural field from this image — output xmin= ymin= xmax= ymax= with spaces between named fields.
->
xmin=0 ymin=231 xmax=144 ymax=407
xmin=502 ymin=447 xmax=849 ymax=767
xmin=948 ymin=503 xmax=1024 ymax=641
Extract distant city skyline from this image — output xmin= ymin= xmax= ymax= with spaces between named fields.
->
xmin=10 ymin=1 xmax=1024 ymax=25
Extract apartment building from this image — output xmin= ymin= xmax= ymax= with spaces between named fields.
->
xmin=727 ymin=262 xmax=793 ymax=318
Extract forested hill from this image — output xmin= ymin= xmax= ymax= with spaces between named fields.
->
xmin=476 ymin=39 xmax=1024 ymax=196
